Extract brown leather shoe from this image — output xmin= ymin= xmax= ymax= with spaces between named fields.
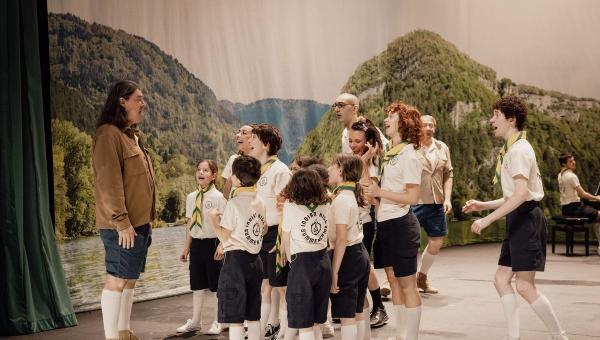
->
xmin=416 ymin=272 xmax=438 ymax=294
xmin=118 ymin=330 xmax=140 ymax=340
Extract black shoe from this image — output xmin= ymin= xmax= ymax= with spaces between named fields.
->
xmin=370 ymin=307 xmax=389 ymax=328
xmin=264 ymin=323 xmax=280 ymax=339
xmin=332 ymin=317 xmax=341 ymax=324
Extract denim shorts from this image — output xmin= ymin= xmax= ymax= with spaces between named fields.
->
xmin=100 ymin=223 xmax=152 ymax=280
xmin=412 ymin=204 xmax=448 ymax=237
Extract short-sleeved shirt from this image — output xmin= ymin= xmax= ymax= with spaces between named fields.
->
xmin=257 ymin=159 xmax=292 ymax=226
xmin=282 ymin=202 xmax=330 ymax=255
xmin=377 ymin=144 xmax=422 ymax=222
xmin=330 ymin=190 xmax=364 ymax=246
xmin=500 ymin=139 xmax=544 ymax=201
xmin=359 ymin=163 xmax=379 ymax=223
xmin=558 ymin=170 xmax=581 ymax=205
xmin=342 ymin=127 xmax=390 ymax=154
xmin=221 ymin=154 xmax=238 ymax=179
xmin=185 ymin=186 xmax=227 ymax=238
xmin=220 ymin=192 xmax=266 ymax=254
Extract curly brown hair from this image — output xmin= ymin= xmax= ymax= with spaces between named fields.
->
xmin=251 ymin=123 xmax=283 ymax=156
xmin=332 ymin=154 xmax=366 ymax=208
xmin=493 ymin=95 xmax=528 ymax=130
xmin=280 ymin=169 xmax=329 ymax=206
xmin=386 ymin=101 xmax=423 ymax=149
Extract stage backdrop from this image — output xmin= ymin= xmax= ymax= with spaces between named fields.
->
xmin=47 ymin=0 xmax=600 ymax=310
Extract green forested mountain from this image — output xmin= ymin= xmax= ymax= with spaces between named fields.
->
xmin=222 ymin=98 xmax=329 ymax=164
xmin=49 ymin=13 xmax=239 ymax=164
xmin=298 ymin=30 xmax=600 ymax=217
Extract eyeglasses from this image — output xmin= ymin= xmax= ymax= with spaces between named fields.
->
xmin=332 ymin=102 xmax=354 ymax=109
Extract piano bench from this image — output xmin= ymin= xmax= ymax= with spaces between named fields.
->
xmin=551 ymin=216 xmax=590 ymax=256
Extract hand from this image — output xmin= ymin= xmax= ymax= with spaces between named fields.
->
xmin=360 ymin=142 xmax=378 ymax=164
xmin=118 ymin=226 xmax=137 ymax=249
xmin=363 ymin=182 xmax=381 ymax=200
xmin=214 ymin=243 xmax=224 ymax=261
xmin=470 ymin=218 xmax=490 ymax=235
xmin=462 ymin=199 xmax=484 ymax=213
xmin=443 ymin=200 xmax=453 ymax=215
xmin=180 ymin=247 xmax=190 ymax=262
xmin=278 ymin=248 xmax=288 ymax=267
xmin=276 ymin=194 xmax=285 ymax=213
xmin=330 ymin=273 xmax=340 ymax=294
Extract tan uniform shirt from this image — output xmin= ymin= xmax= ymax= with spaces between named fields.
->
xmin=416 ymin=139 xmax=453 ymax=205
xmin=93 ymin=124 xmax=156 ymax=231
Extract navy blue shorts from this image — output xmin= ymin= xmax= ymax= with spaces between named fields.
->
xmin=374 ymin=213 xmax=420 ymax=277
xmin=218 ymin=250 xmax=263 ymax=323
xmin=330 ymin=243 xmax=370 ymax=318
xmin=412 ymin=204 xmax=448 ymax=237
xmin=100 ymin=223 xmax=152 ymax=280
xmin=190 ymin=238 xmax=222 ymax=292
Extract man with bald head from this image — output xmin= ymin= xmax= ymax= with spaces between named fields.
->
xmin=333 ymin=93 xmax=361 ymax=153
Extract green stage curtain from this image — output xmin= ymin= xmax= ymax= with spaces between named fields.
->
xmin=0 ymin=0 xmax=77 ymax=335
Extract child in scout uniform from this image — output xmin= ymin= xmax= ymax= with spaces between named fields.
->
xmin=463 ymin=96 xmax=568 ymax=340
xmin=177 ymin=160 xmax=227 ymax=334
xmin=279 ymin=168 xmax=332 ymax=340
xmin=210 ymin=155 xmax=267 ymax=340
xmin=328 ymin=154 xmax=371 ymax=340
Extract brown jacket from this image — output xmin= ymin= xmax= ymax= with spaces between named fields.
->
xmin=93 ymin=124 xmax=156 ymax=231
xmin=416 ymin=139 xmax=453 ymax=205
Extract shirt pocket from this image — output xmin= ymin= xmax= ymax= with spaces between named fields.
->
xmin=123 ymin=146 xmax=148 ymax=177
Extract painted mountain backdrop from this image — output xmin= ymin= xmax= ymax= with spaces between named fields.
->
xmin=298 ymin=30 xmax=600 ymax=217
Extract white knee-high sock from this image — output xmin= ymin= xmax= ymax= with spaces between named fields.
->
xmin=530 ymin=294 xmax=565 ymax=335
xmin=101 ymin=289 xmax=122 ymax=339
xmin=284 ymin=328 xmax=298 ymax=340
xmin=394 ymin=304 xmax=407 ymax=339
xmin=500 ymin=293 xmax=520 ymax=338
xmin=270 ymin=289 xmax=280 ymax=325
xmin=260 ymin=304 xmax=271 ymax=334
xmin=209 ymin=291 xmax=218 ymax=322
xmin=357 ymin=316 xmax=365 ymax=340
xmin=230 ymin=324 xmax=245 ymax=340
xmin=299 ymin=329 xmax=315 ymax=340
xmin=341 ymin=324 xmax=357 ymax=340
xmin=247 ymin=321 xmax=261 ymax=340
xmin=278 ymin=306 xmax=288 ymax=338
xmin=313 ymin=325 xmax=323 ymax=340
xmin=117 ymin=289 xmax=134 ymax=331
xmin=363 ymin=317 xmax=371 ymax=340
xmin=405 ymin=306 xmax=421 ymax=340
xmin=418 ymin=246 xmax=437 ymax=274
xmin=191 ymin=290 xmax=205 ymax=325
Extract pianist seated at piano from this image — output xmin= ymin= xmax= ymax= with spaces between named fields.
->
xmin=557 ymin=153 xmax=600 ymax=255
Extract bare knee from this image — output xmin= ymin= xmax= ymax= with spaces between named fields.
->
xmin=515 ymin=277 xmax=538 ymax=302
xmin=493 ymin=267 xmax=514 ymax=292
xmin=104 ymin=274 xmax=127 ymax=291
xmin=427 ymin=237 xmax=444 ymax=255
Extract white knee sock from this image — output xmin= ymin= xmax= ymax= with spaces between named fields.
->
xmin=117 ymin=289 xmax=134 ymax=331
xmin=394 ymin=304 xmax=407 ymax=339
xmin=270 ymin=289 xmax=280 ymax=325
xmin=230 ymin=324 xmax=245 ymax=340
xmin=299 ymin=329 xmax=315 ymax=340
xmin=210 ymin=291 xmax=218 ymax=322
xmin=405 ymin=306 xmax=421 ymax=340
xmin=190 ymin=290 xmax=205 ymax=325
xmin=363 ymin=317 xmax=371 ymax=340
xmin=101 ymin=289 xmax=122 ymax=339
xmin=418 ymin=246 xmax=437 ymax=274
xmin=313 ymin=325 xmax=323 ymax=340
xmin=357 ymin=316 xmax=365 ymax=340
xmin=284 ymin=328 xmax=298 ymax=340
xmin=260 ymin=303 xmax=271 ymax=334
xmin=341 ymin=324 xmax=357 ymax=340
xmin=530 ymin=294 xmax=565 ymax=335
xmin=278 ymin=307 xmax=288 ymax=338
xmin=247 ymin=321 xmax=261 ymax=340
xmin=500 ymin=293 xmax=519 ymax=338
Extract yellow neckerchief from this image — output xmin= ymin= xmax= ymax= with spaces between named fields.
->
xmin=492 ymin=131 xmax=527 ymax=186
xmin=378 ymin=140 xmax=409 ymax=176
xmin=333 ymin=181 xmax=356 ymax=195
xmin=230 ymin=185 xmax=256 ymax=198
xmin=189 ymin=183 xmax=214 ymax=231
xmin=261 ymin=156 xmax=278 ymax=174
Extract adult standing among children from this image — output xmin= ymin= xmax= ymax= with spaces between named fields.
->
xmin=93 ymin=80 xmax=156 ymax=340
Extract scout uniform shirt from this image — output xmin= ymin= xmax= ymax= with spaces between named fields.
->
xmin=282 ymin=202 xmax=330 ymax=255
xmin=558 ymin=169 xmax=581 ymax=205
xmin=185 ymin=185 xmax=227 ymax=239
xmin=220 ymin=190 xmax=266 ymax=254
xmin=330 ymin=190 xmax=364 ymax=246
xmin=500 ymin=139 xmax=544 ymax=201
xmin=257 ymin=158 xmax=292 ymax=226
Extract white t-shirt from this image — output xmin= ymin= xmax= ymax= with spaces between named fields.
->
xmin=221 ymin=154 xmax=238 ymax=179
xmin=500 ymin=139 xmax=544 ymax=201
xmin=185 ymin=186 xmax=227 ymax=239
xmin=377 ymin=144 xmax=422 ymax=222
xmin=359 ymin=163 xmax=379 ymax=224
xmin=558 ymin=170 xmax=580 ymax=205
xmin=342 ymin=126 xmax=390 ymax=154
xmin=257 ymin=159 xmax=292 ymax=226
xmin=220 ymin=191 xmax=266 ymax=254
xmin=330 ymin=190 xmax=364 ymax=246
xmin=282 ymin=202 xmax=330 ymax=255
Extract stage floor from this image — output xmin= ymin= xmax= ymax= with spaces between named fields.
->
xmin=9 ymin=243 xmax=600 ymax=340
